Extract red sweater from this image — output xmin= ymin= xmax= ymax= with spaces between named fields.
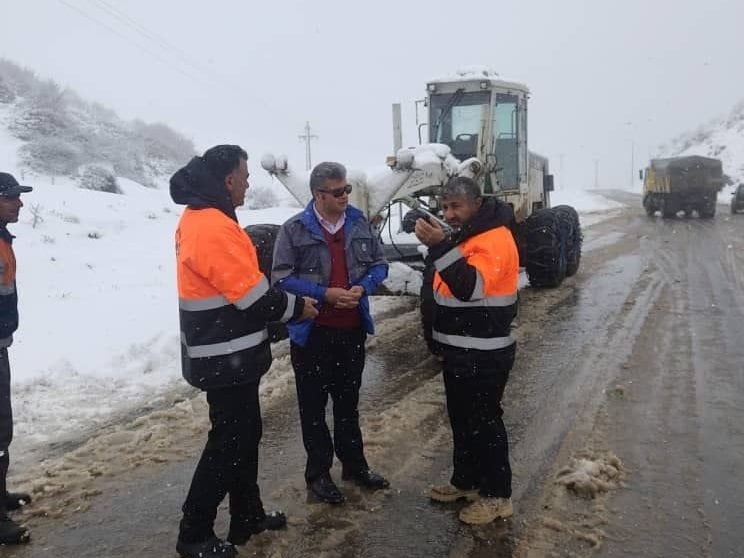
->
xmin=315 ymin=228 xmax=361 ymax=329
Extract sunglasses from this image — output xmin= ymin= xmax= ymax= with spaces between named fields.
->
xmin=317 ymin=184 xmax=352 ymax=198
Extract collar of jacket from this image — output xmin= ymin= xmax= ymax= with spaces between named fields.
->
xmin=300 ymin=200 xmax=364 ymax=239
xmin=451 ymin=197 xmax=514 ymax=244
xmin=0 ymin=226 xmax=14 ymax=244
xmin=169 ymin=156 xmax=239 ymax=222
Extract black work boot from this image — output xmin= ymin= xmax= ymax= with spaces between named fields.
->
xmin=176 ymin=536 xmax=237 ymax=558
xmin=5 ymin=491 xmax=31 ymax=511
xmin=0 ymin=514 xmax=30 ymax=545
xmin=342 ymin=468 xmax=390 ymax=490
xmin=227 ymin=510 xmax=287 ymax=546
xmin=307 ymin=474 xmax=345 ymax=504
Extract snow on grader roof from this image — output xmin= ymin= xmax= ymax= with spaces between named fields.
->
xmin=427 ymin=66 xmax=530 ymax=94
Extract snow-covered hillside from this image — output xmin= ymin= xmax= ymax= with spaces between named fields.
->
xmin=659 ymin=98 xmax=744 ymax=202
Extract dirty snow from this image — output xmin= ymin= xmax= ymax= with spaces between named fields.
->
xmin=383 ymin=262 xmax=423 ymax=295
xmin=555 ymin=452 xmax=625 ymax=499
xmin=552 ymin=188 xmax=626 ymax=227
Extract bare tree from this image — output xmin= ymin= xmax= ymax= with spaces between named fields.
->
xmin=29 ymin=204 xmax=44 ymax=229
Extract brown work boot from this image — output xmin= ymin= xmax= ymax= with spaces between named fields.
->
xmin=429 ymin=484 xmax=479 ymax=503
xmin=458 ymin=497 xmax=513 ymax=525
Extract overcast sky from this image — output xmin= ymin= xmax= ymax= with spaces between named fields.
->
xmin=2 ymin=0 xmax=743 ymax=190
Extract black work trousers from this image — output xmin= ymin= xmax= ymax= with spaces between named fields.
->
xmin=442 ymin=348 xmax=514 ymax=498
xmin=0 ymin=348 xmax=12 ymax=509
xmin=180 ymin=382 xmax=265 ymax=542
xmin=290 ymin=326 xmax=369 ymax=483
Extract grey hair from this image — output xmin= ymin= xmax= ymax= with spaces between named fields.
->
xmin=441 ymin=176 xmax=481 ymax=201
xmin=310 ymin=161 xmax=347 ymax=192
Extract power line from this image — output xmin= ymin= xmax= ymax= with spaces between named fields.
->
xmin=78 ymin=0 xmax=288 ymax=123
xmin=84 ymin=0 xmax=214 ymax=80
xmin=55 ymin=0 xmax=213 ymax=88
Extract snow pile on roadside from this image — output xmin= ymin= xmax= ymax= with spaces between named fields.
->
xmin=383 ymin=262 xmax=423 ymax=295
xmin=552 ymin=189 xmax=625 ymax=227
xmin=555 ymin=451 xmax=625 ymax=499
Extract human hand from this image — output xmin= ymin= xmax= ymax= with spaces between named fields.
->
xmin=299 ymin=297 xmax=319 ymax=321
xmin=324 ymin=287 xmax=349 ymax=306
xmin=335 ymin=285 xmax=363 ymax=309
xmin=414 ymin=217 xmax=445 ymax=247
xmin=348 ymin=285 xmax=364 ymax=300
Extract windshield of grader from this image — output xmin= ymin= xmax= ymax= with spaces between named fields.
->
xmin=429 ymin=91 xmax=490 ymax=160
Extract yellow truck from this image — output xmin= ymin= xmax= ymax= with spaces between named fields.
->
xmin=642 ymin=155 xmax=724 ymax=218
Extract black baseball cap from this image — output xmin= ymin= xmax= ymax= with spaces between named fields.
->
xmin=0 ymin=173 xmax=33 ymax=196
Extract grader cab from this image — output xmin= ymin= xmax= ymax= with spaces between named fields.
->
xmin=261 ymin=67 xmax=582 ymax=288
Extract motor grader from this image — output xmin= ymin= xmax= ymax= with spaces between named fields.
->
xmin=258 ymin=67 xmax=582 ymax=290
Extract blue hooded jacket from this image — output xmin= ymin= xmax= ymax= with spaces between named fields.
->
xmin=271 ymin=202 xmax=388 ymax=346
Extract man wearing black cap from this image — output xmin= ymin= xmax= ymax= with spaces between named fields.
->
xmin=0 ymin=172 xmax=33 ymax=545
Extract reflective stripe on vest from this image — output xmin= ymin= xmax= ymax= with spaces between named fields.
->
xmin=279 ymin=292 xmax=297 ymax=323
xmin=179 ymin=294 xmax=229 ymax=311
xmin=433 ymin=291 xmax=517 ymax=308
xmin=181 ymin=330 xmax=269 ymax=359
xmin=0 ymin=284 xmax=15 ymax=296
xmin=432 ymin=331 xmax=514 ymax=351
xmin=179 ymin=277 xmax=269 ymax=312
xmin=434 ymin=246 xmax=463 ymax=272
xmin=234 ymin=277 xmax=269 ymax=310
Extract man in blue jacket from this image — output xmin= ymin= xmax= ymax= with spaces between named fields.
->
xmin=272 ymin=161 xmax=389 ymax=504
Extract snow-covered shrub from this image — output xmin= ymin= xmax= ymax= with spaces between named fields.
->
xmin=247 ymin=186 xmax=279 ymax=209
xmin=18 ymin=137 xmax=82 ymax=175
xmin=79 ymin=165 xmax=121 ymax=194
xmin=0 ymin=77 xmax=15 ymax=104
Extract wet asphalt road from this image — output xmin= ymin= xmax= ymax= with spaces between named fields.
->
xmin=4 ymin=191 xmax=744 ymax=557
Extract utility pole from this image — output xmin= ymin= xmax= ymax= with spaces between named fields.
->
xmin=298 ymin=121 xmax=318 ymax=171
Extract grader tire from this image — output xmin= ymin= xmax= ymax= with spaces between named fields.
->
xmin=525 ymin=208 xmax=567 ymax=288
xmin=553 ymin=205 xmax=582 ymax=278
xmin=244 ymin=223 xmax=287 ymax=343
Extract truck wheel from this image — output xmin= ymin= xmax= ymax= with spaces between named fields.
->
xmin=643 ymin=195 xmax=656 ymax=216
xmin=698 ymin=203 xmax=716 ymax=219
xmin=244 ymin=223 xmax=288 ymax=343
xmin=525 ymin=208 xmax=567 ymax=288
xmin=553 ymin=205 xmax=582 ymax=277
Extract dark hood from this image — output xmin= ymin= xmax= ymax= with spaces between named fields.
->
xmin=455 ymin=197 xmax=515 ymax=243
xmin=170 ymin=156 xmax=238 ymax=222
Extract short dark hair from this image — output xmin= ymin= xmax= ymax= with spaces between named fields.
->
xmin=202 ymin=145 xmax=248 ymax=181
xmin=310 ymin=161 xmax=346 ymax=192
xmin=442 ymin=176 xmax=481 ymax=201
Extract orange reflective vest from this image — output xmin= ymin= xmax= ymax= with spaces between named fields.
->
xmin=176 ymin=207 xmax=299 ymax=389
xmin=432 ymin=226 xmax=518 ymax=352
xmin=0 ymin=230 xmax=18 ymax=348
